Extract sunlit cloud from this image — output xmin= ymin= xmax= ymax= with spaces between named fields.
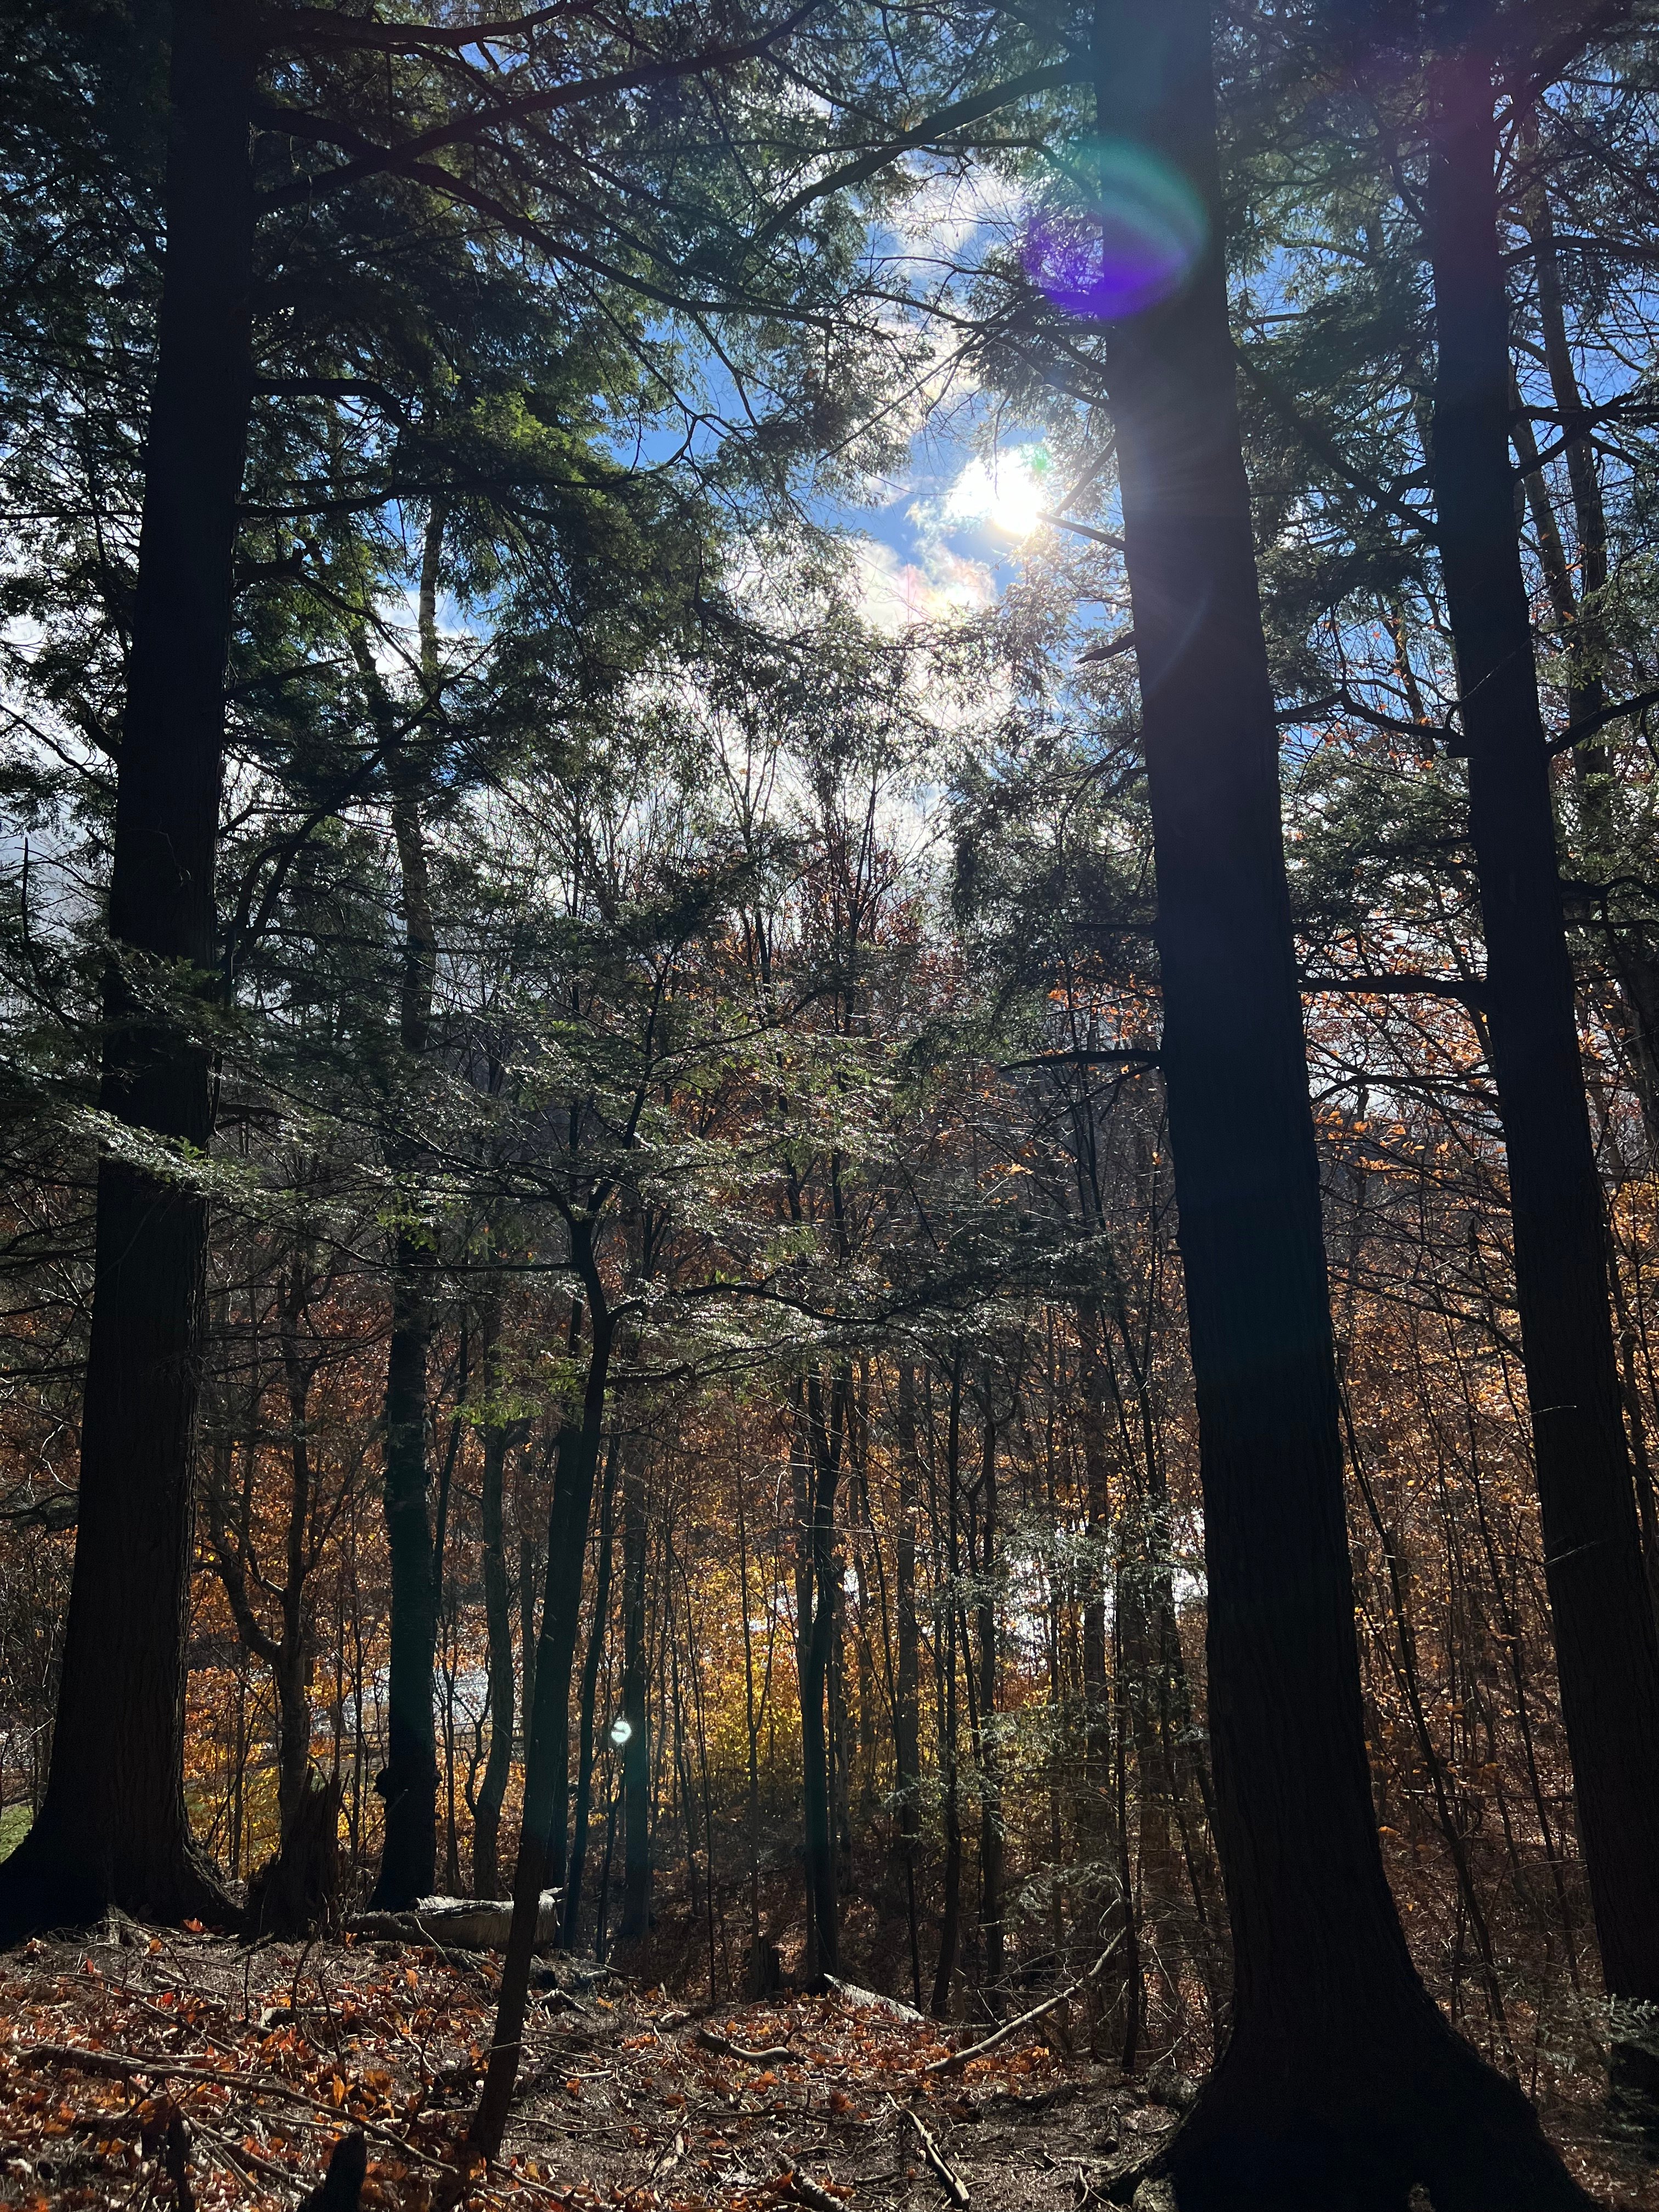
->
xmin=938 ymin=443 xmax=1054 ymax=541
xmin=854 ymin=539 xmax=996 ymax=633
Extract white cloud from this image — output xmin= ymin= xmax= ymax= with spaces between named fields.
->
xmin=938 ymin=443 xmax=1054 ymax=540
xmin=851 ymin=538 xmax=996 ymax=635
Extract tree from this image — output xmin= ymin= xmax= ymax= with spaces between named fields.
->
xmin=1084 ymin=0 xmax=1592 ymax=2196
xmin=0 ymin=0 xmax=255 ymax=1938
xmin=1422 ymin=7 xmax=1659 ymax=2102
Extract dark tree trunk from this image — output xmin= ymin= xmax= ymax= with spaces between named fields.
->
xmin=205 ymin=1419 xmax=314 ymax=1888
xmin=1093 ymin=0 xmax=1594 ymax=2199
xmin=1426 ymin=42 xmax=1659 ymax=2087
xmin=521 ymin=1533 xmax=540 ymax=1774
xmin=619 ymin=1432 xmax=651 ymax=1941
xmin=473 ymin=1304 xmax=515 ymax=1899
xmin=894 ymin=1361 xmax=924 ymax=2007
xmin=1075 ymin=1300 xmax=1114 ymax=1784
xmin=930 ymin=1354 xmax=964 ymax=2021
xmin=973 ymin=1391 xmax=1005 ymax=2011
xmin=274 ymin=1286 xmax=318 ymax=1829
xmin=371 ymin=1247 xmax=437 ymax=1907
xmin=563 ymin=1426 xmax=620 ymax=1946
xmin=470 ymin=1268 xmax=614 ymax=2158
xmin=737 ymin=1452 xmax=768 ymax=1991
xmin=0 ymin=0 xmax=253 ymax=1941
xmin=368 ymin=513 xmax=444 ymax=1910
xmin=1514 ymin=151 xmax=1659 ymax=1140
xmin=797 ymin=1365 xmax=845 ymax=1982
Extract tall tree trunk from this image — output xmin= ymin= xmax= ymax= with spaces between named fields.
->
xmin=1519 ymin=174 xmax=1659 ymax=1142
xmin=798 ymin=1365 xmax=845 ymax=1982
xmin=470 ymin=1260 xmax=614 ymax=2158
xmin=563 ymin=1427 xmax=620 ymax=1946
xmin=619 ymin=1431 xmax=652 ymax=1941
xmin=368 ymin=507 xmax=445 ymax=1910
xmin=1075 ymin=1300 xmax=1114 ymax=1786
xmin=973 ymin=1388 xmax=1005 ymax=2012
xmin=372 ymin=1245 xmax=437 ymax=1907
xmin=894 ymin=1361 xmax=924 ymax=2007
xmin=1426 ymin=39 xmax=1659 ymax=2103
xmin=521 ymin=1533 xmax=540 ymax=1774
xmin=1093 ymin=0 xmax=1592 ymax=2197
xmin=930 ymin=1354 xmax=964 ymax=2021
xmin=473 ymin=1300 xmax=515 ymax=1900
xmin=274 ymin=1275 xmax=317 ymax=1831
xmin=0 ymin=0 xmax=254 ymax=1940
xmin=737 ymin=1448 xmax=768 ymax=1992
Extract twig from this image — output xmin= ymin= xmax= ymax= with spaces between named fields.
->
xmin=898 ymin=2107 xmax=969 ymax=2207
xmin=697 ymin=2026 xmax=795 ymax=2063
xmin=187 ymin=2117 xmax=298 ymax=2198
xmin=926 ymin=1939 xmax=1122 ymax=2075
xmin=779 ymin=2166 xmax=847 ymax=2212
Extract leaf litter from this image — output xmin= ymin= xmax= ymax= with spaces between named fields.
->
xmin=0 ymin=1924 xmax=1652 ymax=2209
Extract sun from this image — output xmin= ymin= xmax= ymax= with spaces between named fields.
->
xmin=944 ymin=443 xmax=1052 ymax=540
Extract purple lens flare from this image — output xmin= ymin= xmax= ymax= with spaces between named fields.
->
xmin=1022 ymin=137 xmax=1207 ymax=320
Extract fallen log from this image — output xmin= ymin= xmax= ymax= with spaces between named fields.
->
xmin=823 ymin=1976 xmax=922 ymax=2023
xmin=346 ymin=1891 xmax=561 ymax=1950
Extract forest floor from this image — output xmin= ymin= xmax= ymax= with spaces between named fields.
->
xmin=0 ymin=1922 xmax=1655 ymax=2212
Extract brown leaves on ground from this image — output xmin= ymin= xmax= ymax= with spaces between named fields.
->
xmin=0 ymin=1928 xmax=1654 ymax=2211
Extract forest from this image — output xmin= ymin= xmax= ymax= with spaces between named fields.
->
xmin=3 ymin=0 xmax=1659 ymax=2205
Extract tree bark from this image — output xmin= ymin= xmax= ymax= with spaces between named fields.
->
xmin=1093 ymin=0 xmax=1593 ymax=2197
xmin=1075 ymin=1300 xmax=1114 ymax=1787
xmin=368 ymin=508 xmax=445 ymax=1911
xmin=1426 ymin=39 xmax=1659 ymax=2088
xmin=473 ymin=1299 xmax=515 ymax=1900
xmin=972 ymin=1389 xmax=1005 ymax=2012
xmin=894 ymin=1361 xmax=925 ymax=2007
xmin=797 ymin=1365 xmax=845 ymax=1982
xmin=205 ymin=1262 xmax=319 ymax=1864
xmin=563 ymin=1426 xmax=620 ymax=1945
xmin=371 ymin=1245 xmax=437 ymax=1908
xmin=470 ymin=1251 xmax=614 ymax=2158
xmin=619 ymin=1431 xmax=652 ymax=1941
xmin=0 ymin=0 xmax=253 ymax=1941
xmin=930 ymin=1353 xmax=965 ymax=2021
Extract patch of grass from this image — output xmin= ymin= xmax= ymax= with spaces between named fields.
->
xmin=0 ymin=1801 xmax=32 ymax=1857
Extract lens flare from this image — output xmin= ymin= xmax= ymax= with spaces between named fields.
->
xmin=1021 ymin=137 xmax=1207 ymax=321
